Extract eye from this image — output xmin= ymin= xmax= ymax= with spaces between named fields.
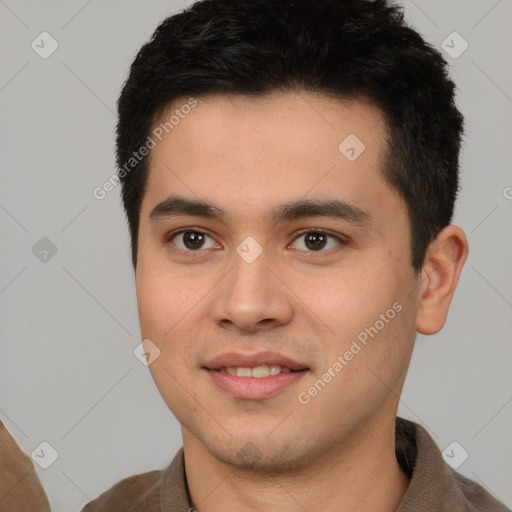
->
xmin=290 ymin=230 xmax=346 ymax=253
xmin=167 ymin=229 xmax=218 ymax=252
xmin=166 ymin=228 xmax=348 ymax=255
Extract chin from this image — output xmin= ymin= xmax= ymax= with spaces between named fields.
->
xmin=203 ymin=435 xmax=311 ymax=474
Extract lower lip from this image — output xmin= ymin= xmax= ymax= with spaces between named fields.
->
xmin=204 ymin=369 xmax=308 ymax=400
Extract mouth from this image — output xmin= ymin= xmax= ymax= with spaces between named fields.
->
xmin=207 ymin=365 xmax=307 ymax=378
xmin=202 ymin=351 xmax=311 ymax=400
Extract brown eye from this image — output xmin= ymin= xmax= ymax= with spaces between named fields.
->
xmin=168 ymin=230 xmax=217 ymax=251
xmin=304 ymin=232 xmax=328 ymax=251
xmin=182 ymin=231 xmax=205 ymax=249
xmin=291 ymin=230 xmax=346 ymax=253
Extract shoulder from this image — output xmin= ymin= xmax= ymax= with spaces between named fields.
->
xmin=81 ymin=447 xmax=187 ymax=512
xmin=0 ymin=420 xmax=51 ymax=512
xmin=80 ymin=468 xmax=164 ymax=512
xmin=452 ymin=470 xmax=511 ymax=512
xmin=395 ymin=417 xmax=510 ymax=512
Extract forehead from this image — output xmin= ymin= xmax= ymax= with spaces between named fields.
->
xmin=151 ymin=91 xmax=387 ymax=157
xmin=142 ymin=91 xmax=401 ymax=225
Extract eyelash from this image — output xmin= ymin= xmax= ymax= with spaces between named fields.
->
xmin=165 ymin=228 xmax=349 ymax=256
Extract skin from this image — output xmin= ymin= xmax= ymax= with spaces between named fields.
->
xmin=135 ymin=91 xmax=468 ymax=511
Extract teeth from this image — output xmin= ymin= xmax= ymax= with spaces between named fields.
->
xmin=222 ymin=365 xmax=294 ymax=378
xmin=236 ymin=367 xmax=252 ymax=377
xmin=251 ymin=365 xmax=270 ymax=378
xmin=269 ymin=365 xmax=281 ymax=376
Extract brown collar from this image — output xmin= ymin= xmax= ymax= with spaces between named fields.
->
xmin=158 ymin=417 xmax=509 ymax=512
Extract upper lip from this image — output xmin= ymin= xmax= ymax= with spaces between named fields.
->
xmin=203 ymin=351 xmax=309 ymax=371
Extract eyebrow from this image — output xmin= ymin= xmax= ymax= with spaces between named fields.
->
xmin=149 ymin=195 xmax=372 ymax=227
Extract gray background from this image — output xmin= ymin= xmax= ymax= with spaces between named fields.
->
xmin=1 ymin=1 xmax=511 ymax=510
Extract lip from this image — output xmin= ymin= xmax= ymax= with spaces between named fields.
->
xmin=203 ymin=368 xmax=309 ymax=400
xmin=203 ymin=350 xmax=309 ymax=371
xmin=202 ymin=350 xmax=310 ymax=400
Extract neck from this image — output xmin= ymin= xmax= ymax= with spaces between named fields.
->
xmin=183 ymin=415 xmax=410 ymax=512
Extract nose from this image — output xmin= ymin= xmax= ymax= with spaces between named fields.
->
xmin=210 ymin=247 xmax=294 ymax=333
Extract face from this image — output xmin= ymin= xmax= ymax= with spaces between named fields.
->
xmin=135 ymin=91 xmax=422 ymax=471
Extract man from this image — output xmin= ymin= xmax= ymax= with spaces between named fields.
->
xmin=82 ymin=0 xmax=509 ymax=510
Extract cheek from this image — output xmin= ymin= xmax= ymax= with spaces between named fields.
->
xmin=147 ymin=355 xmax=195 ymax=425
xmin=135 ymin=273 xmax=168 ymax=337
xmin=135 ymin=268 xmax=208 ymax=373
xmin=310 ymin=264 xmax=399 ymax=337
xmin=136 ymin=267 xmax=195 ymax=337
xmin=307 ymin=261 xmax=414 ymax=386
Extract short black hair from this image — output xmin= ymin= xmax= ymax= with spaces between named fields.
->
xmin=116 ymin=0 xmax=464 ymax=272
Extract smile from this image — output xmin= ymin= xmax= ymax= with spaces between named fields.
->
xmin=204 ymin=367 xmax=309 ymax=400
xmin=214 ymin=365 xmax=298 ymax=378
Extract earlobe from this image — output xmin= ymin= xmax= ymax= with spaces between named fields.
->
xmin=415 ymin=225 xmax=469 ymax=335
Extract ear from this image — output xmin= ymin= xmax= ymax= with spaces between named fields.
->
xmin=415 ymin=225 xmax=469 ymax=335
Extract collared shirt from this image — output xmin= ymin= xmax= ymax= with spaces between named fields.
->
xmin=80 ymin=417 xmax=510 ymax=511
